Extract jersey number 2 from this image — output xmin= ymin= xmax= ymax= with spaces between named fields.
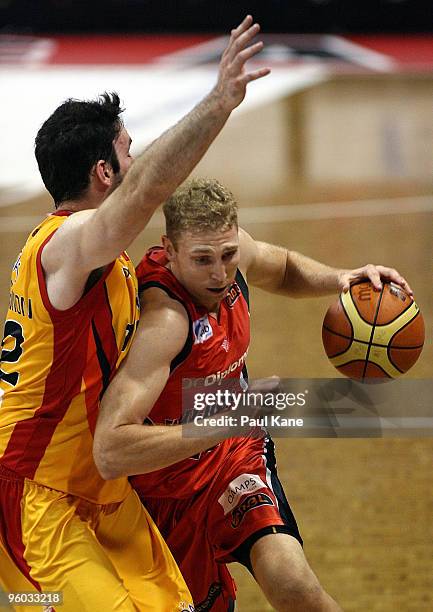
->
xmin=0 ymin=320 xmax=24 ymax=387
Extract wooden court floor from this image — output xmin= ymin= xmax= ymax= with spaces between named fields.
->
xmin=0 ymin=192 xmax=432 ymax=611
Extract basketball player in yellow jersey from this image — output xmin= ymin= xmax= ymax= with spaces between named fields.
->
xmin=0 ymin=16 xmax=270 ymax=611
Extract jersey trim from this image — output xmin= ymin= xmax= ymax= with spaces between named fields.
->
xmin=91 ymin=283 xmax=119 ymax=394
xmin=234 ymin=270 xmax=249 ymax=381
xmin=235 ymin=270 xmax=249 ymax=310
xmin=51 ymin=210 xmax=73 ymax=217
xmin=92 ymin=321 xmax=111 ymax=396
xmin=138 ymin=280 xmax=194 ymax=374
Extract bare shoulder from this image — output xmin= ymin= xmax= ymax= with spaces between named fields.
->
xmin=140 ymin=285 xmax=188 ymax=318
xmin=137 ymin=286 xmax=190 ymax=350
xmin=238 ymin=226 xmax=258 ymax=275
xmin=238 ymin=226 xmax=287 ymax=291
xmin=41 ymin=209 xmax=96 ymax=273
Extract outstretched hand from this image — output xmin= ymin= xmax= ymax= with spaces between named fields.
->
xmin=339 ymin=264 xmax=413 ymax=296
xmin=214 ymin=15 xmax=271 ymax=111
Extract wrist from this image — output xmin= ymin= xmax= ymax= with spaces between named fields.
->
xmin=206 ymin=86 xmax=233 ymax=116
xmin=335 ymin=269 xmax=350 ymax=293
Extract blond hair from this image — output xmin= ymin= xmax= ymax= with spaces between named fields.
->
xmin=163 ymin=178 xmax=238 ymax=247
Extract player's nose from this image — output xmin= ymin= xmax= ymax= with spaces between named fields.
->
xmin=210 ymin=263 xmax=227 ymax=283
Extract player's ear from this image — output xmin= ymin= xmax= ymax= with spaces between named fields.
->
xmin=162 ymin=235 xmax=175 ymax=260
xmin=93 ymin=160 xmax=112 ymax=190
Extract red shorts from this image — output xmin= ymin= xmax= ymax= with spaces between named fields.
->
xmin=134 ymin=436 xmax=302 ymax=612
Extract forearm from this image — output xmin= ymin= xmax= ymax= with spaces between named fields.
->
xmin=282 ymin=250 xmax=345 ymax=298
xmin=92 ymin=90 xmax=230 ymax=261
xmin=244 ymin=231 xmax=412 ymax=299
xmin=126 ymin=90 xmax=229 ymax=207
xmin=94 ymin=15 xmax=269 ymax=260
xmin=94 ymin=422 xmax=228 ymax=480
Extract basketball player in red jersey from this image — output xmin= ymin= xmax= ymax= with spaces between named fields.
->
xmin=94 ymin=178 xmax=411 ymax=611
xmin=0 ymin=17 xmax=270 ymax=611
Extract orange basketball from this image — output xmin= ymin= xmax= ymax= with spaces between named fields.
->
xmin=322 ymin=281 xmax=425 ymax=380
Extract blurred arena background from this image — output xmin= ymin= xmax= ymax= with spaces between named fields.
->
xmin=0 ymin=1 xmax=432 ymax=610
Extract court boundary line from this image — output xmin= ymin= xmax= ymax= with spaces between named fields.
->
xmin=1 ymin=194 xmax=432 ymax=233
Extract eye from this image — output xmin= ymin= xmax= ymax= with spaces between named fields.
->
xmin=195 ymin=257 xmax=211 ymax=265
xmin=223 ymin=250 xmax=237 ymax=261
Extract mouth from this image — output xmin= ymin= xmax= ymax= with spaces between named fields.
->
xmin=207 ymin=286 xmax=228 ymax=295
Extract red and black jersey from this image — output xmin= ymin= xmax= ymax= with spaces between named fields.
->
xmin=131 ymin=247 xmax=252 ymax=498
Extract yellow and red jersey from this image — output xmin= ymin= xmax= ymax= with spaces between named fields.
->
xmin=0 ymin=211 xmax=139 ymax=503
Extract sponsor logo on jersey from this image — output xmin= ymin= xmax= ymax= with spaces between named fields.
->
xmin=11 ymin=252 xmax=22 ymax=283
xmin=178 ymin=604 xmax=195 ymax=612
xmin=193 ymin=315 xmax=213 ymax=344
xmin=182 ymin=349 xmax=248 ymax=388
xmin=195 ymin=582 xmax=222 ymax=611
xmin=225 ymin=282 xmax=241 ymax=308
xmin=218 ymin=473 xmax=267 ymax=515
xmin=231 ymin=492 xmax=274 ymax=528
xmin=221 ymin=338 xmax=230 ymax=352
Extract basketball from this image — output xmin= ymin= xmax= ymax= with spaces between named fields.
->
xmin=322 ymin=281 xmax=425 ymax=380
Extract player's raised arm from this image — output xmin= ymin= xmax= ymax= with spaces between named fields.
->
xmin=239 ymin=228 xmax=412 ymax=297
xmin=93 ymin=289 xmax=229 ymax=479
xmin=41 ymin=16 xmax=270 ymax=310
xmin=86 ymin=16 xmax=270 ymax=265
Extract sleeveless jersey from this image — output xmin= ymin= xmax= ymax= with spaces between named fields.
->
xmin=0 ymin=212 xmax=139 ymax=503
xmin=131 ymin=247 xmax=252 ymax=499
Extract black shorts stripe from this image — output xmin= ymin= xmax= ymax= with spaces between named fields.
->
xmin=231 ymin=436 xmax=303 ymax=572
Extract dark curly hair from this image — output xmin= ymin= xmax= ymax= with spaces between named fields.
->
xmin=35 ymin=92 xmax=124 ymax=207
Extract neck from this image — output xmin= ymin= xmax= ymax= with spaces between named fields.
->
xmin=195 ymin=296 xmax=222 ymax=317
xmin=55 ymin=202 xmax=82 ymax=213
xmin=56 ymin=195 xmax=103 ymax=214
xmin=207 ymin=303 xmax=220 ymax=318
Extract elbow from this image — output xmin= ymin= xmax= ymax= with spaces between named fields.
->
xmin=93 ymin=435 xmax=124 ymax=481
